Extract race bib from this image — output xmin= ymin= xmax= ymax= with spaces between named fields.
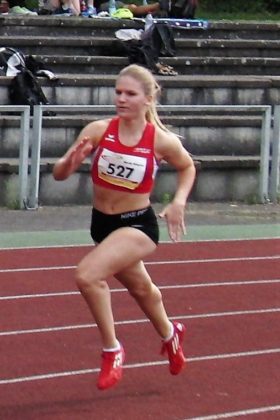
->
xmin=97 ymin=148 xmax=147 ymax=190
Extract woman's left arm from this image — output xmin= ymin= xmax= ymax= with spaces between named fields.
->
xmin=157 ymin=132 xmax=196 ymax=242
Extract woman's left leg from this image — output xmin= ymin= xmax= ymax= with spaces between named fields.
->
xmin=115 ymin=259 xmax=186 ymax=376
xmin=115 ymin=261 xmax=172 ymax=339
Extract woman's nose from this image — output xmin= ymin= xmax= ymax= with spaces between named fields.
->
xmin=118 ymin=93 xmax=126 ymax=101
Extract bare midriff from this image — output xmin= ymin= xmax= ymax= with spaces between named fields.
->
xmin=92 ymin=184 xmax=151 ymax=214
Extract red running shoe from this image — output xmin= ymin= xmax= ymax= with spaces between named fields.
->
xmin=161 ymin=322 xmax=186 ymax=375
xmin=97 ymin=345 xmax=125 ymax=390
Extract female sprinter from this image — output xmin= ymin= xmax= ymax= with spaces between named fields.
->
xmin=53 ymin=64 xmax=196 ymax=391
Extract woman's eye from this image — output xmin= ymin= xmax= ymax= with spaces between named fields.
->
xmin=115 ymin=90 xmax=138 ymax=97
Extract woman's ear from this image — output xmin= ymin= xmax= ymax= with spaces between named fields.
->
xmin=145 ymin=95 xmax=153 ymax=106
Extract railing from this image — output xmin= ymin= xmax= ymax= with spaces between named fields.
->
xmin=1 ymin=104 xmax=279 ymax=209
xmin=270 ymin=105 xmax=280 ymax=203
xmin=27 ymin=104 xmax=275 ymax=209
xmin=0 ymin=106 xmax=30 ymax=209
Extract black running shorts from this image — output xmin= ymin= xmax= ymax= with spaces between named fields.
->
xmin=90 ymin=206 xmax=159 ymax=245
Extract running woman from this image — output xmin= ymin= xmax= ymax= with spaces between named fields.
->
xmin=53 ymin=64 xmax=196 ymax=390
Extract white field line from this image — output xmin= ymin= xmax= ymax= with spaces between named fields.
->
xmin=0 ymin=347 xmax=279 ymax=385
xmin=1 ymin=308 xmax=280 ymax=337
xmin=184 ymin=404 xmax=280 ymax=419
xmin=0 ymin=255 xmax=280 ymax=274
xmin=1 ymin=278 xmax=280 ymax=301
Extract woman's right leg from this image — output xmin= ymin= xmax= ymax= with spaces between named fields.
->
xmin=76 ymin=227 xmax=156 ymax=348
xmin=76 ymin=247 xmax=118 ymax=350
xmin=75 ymin=226 xmax=157 ymax=390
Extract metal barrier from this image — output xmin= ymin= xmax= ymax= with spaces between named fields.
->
xmin=27 ymin=104 xmax=273 ymax=209
xmin=0 ymin=106 xmax=30 ymax=209
xmin=270 ymin=105 xmax=280 ymax=203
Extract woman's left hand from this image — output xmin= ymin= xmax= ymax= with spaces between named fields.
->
xmin=158 ymin=201 xmax=186 ymax=242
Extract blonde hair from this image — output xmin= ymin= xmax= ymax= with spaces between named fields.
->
xmin=117 ymin=64 xmax=168 ymax=132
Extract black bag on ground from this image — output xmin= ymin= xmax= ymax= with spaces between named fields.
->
xmin=170 ymin=0 xmax=198 ymax=19
xmin=2 ymin=47 xmax=57 ymax=114
xmin=124 ymin=23 xmax=176 ymax=73
xmin=142 ymin=23 xmax=176 ymax=58
xmin=8 ymin=68 xmax=50 ymax=114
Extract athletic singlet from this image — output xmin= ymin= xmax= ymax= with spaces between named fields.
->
xmin=91 ymin=118 xmax=159 ymax=193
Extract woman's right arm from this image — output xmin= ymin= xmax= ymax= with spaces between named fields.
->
xmin=53 ymin=120 xmax=107 ymax=181
xmin=53 ymin=137 xmax=94 ymax=180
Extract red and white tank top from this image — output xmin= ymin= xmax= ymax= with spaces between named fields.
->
xmin=91 ymin=118 xmax=159 ymax=193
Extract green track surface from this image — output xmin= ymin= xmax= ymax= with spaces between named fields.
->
xmin=1 ymin=224 xmax=279 ymax=249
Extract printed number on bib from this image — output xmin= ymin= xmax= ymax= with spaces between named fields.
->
xmin=98 ymin=148 xmax=147 ymax=190
xmin=107 ymin=163 xmax=134 ymax=179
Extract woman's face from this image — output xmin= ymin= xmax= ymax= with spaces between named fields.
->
xmin=115 ymin=75 xmax=151 ymax=119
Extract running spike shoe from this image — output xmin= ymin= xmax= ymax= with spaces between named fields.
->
xmin=161 ymin=322 xmax=186 ymax=375
xmin=97 ymin=345 xmax=125 ymax=390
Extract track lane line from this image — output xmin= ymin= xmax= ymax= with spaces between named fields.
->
xmin=183 ymin=405 xmax=280 ymax=420
xmin=184 ymin=404 xmax=280 ymax=419
xmin=1 ymin=279 xmax=280 ymax=301
xmin=1 ymin=308 xmax=279 ymax=336
xmin=0 ymin=255 xmax=279 ymax=273
xmin=0 ymin=347 xmax=279 ymax=385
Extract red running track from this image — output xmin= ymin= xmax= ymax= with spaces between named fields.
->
xmin=0 ymin=239 xmax=279 ymax=420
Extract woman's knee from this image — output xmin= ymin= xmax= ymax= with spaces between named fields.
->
xmin=75 ymin=261 xmax=104 ymax=291
xmin=75 ymin=263 xmax=91 ymax=290
xmin=129 ymin=282 xmax=162 ymax=301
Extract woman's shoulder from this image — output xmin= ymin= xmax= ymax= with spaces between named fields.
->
xmin=154 ymin=126 xmax=183 ymax=160
xmin=86 ymin=117 xmax=112 ymax=132
xmin=77 ymin=118 xmax=113 ymax=144
xmin=155 ymin=126 xmax=180 ymax=146
xmin=155 ymin=124 xmax=179 ymax=139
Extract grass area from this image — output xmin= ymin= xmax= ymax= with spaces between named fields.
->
xmin=197 ymin=10 xmax=280 ymax=21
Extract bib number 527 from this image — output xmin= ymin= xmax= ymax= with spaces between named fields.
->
xmin=107 ymin=163 xmax=134 ymax=179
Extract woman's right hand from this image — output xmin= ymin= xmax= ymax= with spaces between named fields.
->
xmin=67 ymin=137 xmax=94 ymax=171
xmin=53 ymin=137 xmax=93 ymax=180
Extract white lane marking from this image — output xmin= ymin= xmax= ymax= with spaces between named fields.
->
xmin=0 ymin=255 xmax=279 ymax=274
xmin=184 ymin=404 xmax=280 ymax=419
xmin=0 ymin=348 xmax=279 ymax=385
xmin=1 ymin=308 xmax=279 ymax=337
xmin=1 ymin=279 xmax=280 ymax=301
